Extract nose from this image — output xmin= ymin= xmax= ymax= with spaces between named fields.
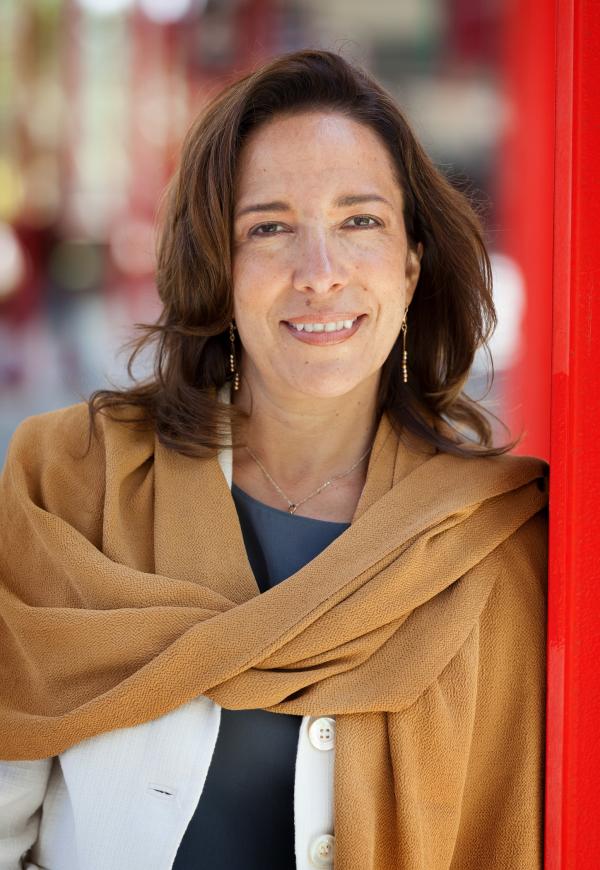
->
xmin=291 ymin=228 xmax=348 ymax=295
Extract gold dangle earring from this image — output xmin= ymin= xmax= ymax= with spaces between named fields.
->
xmin=401 ymin=311 xmax=408 ymax=384
xmin=229 ymin=321 xmax=240 ymax=391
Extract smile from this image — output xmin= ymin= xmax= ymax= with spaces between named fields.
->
xmin=282 ymin=314 xmax=366 ymax=345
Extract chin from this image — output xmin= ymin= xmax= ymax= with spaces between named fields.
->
xmin=284 ymin=373 xmax=371 ymax=400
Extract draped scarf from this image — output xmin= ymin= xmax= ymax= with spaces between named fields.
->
xmin=0 ymin=397 xmax=549 ymax=869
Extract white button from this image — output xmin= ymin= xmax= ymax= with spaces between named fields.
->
xmin=308 ymin=716 xmax=336 ymax=751
xmin=309 ymin=833 xmax=335 ymax=867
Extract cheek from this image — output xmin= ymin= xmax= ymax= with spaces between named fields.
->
xmin=232 ymin=261 xmax=278 ymax=350
xmin=233 ymin=251 xmax=291 ymax=337
xmin=351 ymin=247 xmax=408 ymax=295
xmin=232 ymin=254 xmax=264 ymax=321
xmin=233 ymin=248 xmax=282 ymax=297
xmin=371 ymin=285 xmax=406 ymax=341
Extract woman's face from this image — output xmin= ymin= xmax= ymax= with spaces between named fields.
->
xmin=232 ymin=110 xmax=422 ymax=403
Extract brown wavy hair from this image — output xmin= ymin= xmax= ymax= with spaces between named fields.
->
xmin=88 ymin=48 xmax=520 ymax=459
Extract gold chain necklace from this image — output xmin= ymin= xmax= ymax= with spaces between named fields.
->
xmin=244 ymin=443 xmax=373 ymax=515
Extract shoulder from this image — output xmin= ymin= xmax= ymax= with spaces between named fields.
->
xmin=2 ymin=402 xmax=156 ymax=542
xmin=5 ymin=401 xmax=154 ymax=471
xmin=456 ymin=446 xmax=549 ymax=487
xmin=3 ymin=404 xmax=97 ymax=503
xmin=7 ymin=401 xmax=90 ymax=452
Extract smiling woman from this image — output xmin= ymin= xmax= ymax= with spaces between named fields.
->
xmin=0 ymin=49 xmax=548 ymax=870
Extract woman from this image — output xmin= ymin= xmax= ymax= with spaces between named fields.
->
xmin=0 ymin=49 xmax=548 ymax=870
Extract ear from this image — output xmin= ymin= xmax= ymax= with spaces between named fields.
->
xmin=405 ymin=241 xmax=423 ymax=305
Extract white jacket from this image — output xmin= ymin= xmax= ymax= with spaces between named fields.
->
xmin=0 ymin=440 xmax=336 ymax=870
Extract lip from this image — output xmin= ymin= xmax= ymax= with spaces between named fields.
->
xmin=282 ymin=313 xmax=367 ymax=345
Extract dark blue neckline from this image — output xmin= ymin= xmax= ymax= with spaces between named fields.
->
xmin=231 ymin=482 xmax=350 ymax=528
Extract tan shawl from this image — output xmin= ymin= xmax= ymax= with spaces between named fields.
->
xmin=0 ymin=400 xmax=549 ymax=869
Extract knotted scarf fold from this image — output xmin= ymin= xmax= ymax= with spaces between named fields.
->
xmin=0 ymin=400 xmax=549 ymax=868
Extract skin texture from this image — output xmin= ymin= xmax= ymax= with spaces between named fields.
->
xmin=230 ymin=110 xmax=423 ymax=521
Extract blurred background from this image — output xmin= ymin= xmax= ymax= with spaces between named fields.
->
xmin=0 ymin=0 xmax=552 ymax=462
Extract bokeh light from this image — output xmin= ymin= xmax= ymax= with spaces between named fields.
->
xmin=48 ymin=240 xmax=104 ymax=293
xmin=76 ymin=0 xmax=135 ymax=16
xmin=109 ymin=218 xmax=156 ymax=276
xmin=0 ymin=223 xmax=26 ymax=300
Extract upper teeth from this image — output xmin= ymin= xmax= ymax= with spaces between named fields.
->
xmin=290 ymin=318 xmax=357 ymax=332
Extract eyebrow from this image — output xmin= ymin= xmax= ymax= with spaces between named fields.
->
xmin=234 ymin=193 xmax=393 ymax=219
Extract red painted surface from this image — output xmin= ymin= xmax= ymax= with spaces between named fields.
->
xmin=500 ymin=0 xmax=600 ymax=864
xmin=497 ymin=0 xmax=555 ymax=462
xmin=547 ymin=0 xmax=600 ymax=866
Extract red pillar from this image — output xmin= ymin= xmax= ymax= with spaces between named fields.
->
xmin=547 ymin=0 xmax=600 ymax=866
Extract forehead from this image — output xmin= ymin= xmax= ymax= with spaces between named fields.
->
xmin=234 ymin=111 xmax=402 ymax=202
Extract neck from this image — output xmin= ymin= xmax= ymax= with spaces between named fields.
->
xmin=231 ymin=373 xmax=381 ymax=498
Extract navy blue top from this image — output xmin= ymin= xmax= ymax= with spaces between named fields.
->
xmin=172 ymin=483 xmax=350 ymax=869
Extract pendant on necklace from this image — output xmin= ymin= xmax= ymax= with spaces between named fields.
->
xmin=288 ymin=504 xmax=298 ymax=515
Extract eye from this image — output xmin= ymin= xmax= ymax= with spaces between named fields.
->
xmin=345 ymin=215 xmax=382 ymax=229
xmin=249 ymin=222 xmax=288 ymax=236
